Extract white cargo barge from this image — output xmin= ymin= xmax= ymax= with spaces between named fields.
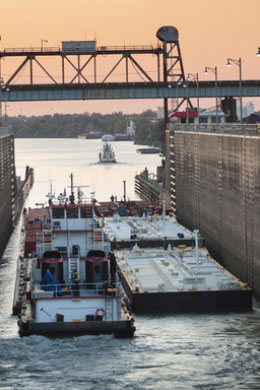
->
xmin=112 ymin=237 xmax=252 ymax=314
xmin=102 ymin=211 xmax=195 ymax=249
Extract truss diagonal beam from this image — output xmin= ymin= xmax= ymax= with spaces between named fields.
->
xmin=5 ymin=57 xmax=30 ymax=86
xmin=128 ymin=54 xmax=153 ymax=82
xmin=34 ymin=58 xmax=58 ymax=84
xmin=70 ymin=55 xmax=95 ymax=84
xmin=64 ymin=55 xmax=89 ymax=84
xmin=101 ymin=56 xmax=124 ymax=83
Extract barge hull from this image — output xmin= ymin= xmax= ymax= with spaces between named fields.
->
xmin=129 ymin=289 xmax=252 ymax=314
xmin=19 ymin=319 xmax=135 ymax=338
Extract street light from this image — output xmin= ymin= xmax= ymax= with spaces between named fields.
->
xmin=187 ymin=72 xmax=200 ymax=124
xmin=226 ymin=58 xmax=242 ymax=123
xmin=184 ymin=81 xmax=189 ymax=124
xmin=5 ymin=88 xmax=9 ymax=119
xmin=41 ymin=39 xmax=48 ymax=50
xmin=204 ymin=66 xmax=218 ymax=123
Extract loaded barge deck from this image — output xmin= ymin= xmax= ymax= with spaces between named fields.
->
xmin=101 ymin=210 xmax=252 ymax=314
xmin=101 ymin=209 xmax=194 ymax=250
xmin=113 ymin=244 xmax=252 ymax=314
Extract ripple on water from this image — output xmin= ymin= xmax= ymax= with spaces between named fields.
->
xmin=1 ymin=140 xmax=260 ymax=389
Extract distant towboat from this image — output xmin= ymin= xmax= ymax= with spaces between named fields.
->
xmin=99 ymin=142 xmax=116 ymax=163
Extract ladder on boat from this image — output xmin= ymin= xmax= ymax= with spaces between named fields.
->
xmin=105 ymin=298 xmax=114 ymax=320
xmin=68 ymin=256 xmax=80 ymax=281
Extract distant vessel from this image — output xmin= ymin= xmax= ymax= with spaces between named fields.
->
xmin=99 ymin=142 xmax=116 ymax=163
xmin=14 ymin=177 xmax=135 ymax=337
xmin=101 ymin=134 xmax=115 ymax=142
xmin=136 ymin=147 xmax=161 ymax=154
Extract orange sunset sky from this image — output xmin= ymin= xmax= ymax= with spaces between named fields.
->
xmin=1 ymin=0 xmax=260 ymax=116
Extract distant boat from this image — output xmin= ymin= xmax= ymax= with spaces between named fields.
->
xmin=99 ymin=142 xmax=116 ymax=163
xmin=136 ymin=147 xmax=161 ymax=154
xmin=101 ymin=134 xmax=115 ymax=142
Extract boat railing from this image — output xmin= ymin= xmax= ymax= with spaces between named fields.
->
xmin=31 ymin=281 xmax=122 ymax=298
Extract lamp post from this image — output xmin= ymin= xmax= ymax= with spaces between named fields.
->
xmin=187 ymin=72 xmax=199 ymax=124
xmin=3 ymin=87 xmax=9 ymax=119
xmin=226 ymin=58 xmax=242 ymax=123
xmin=204 ymin=66 xmax=218 ymax=123
xmin=183 ymin=82 xmax=189 ymax=124
xmin=41 ymin=39 xmax=48 ymax=50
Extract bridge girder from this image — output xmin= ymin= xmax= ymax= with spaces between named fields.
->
xmin=1 ymin=80 xmax=260 ymax=102
xmin=0 ymin=47 xmax=163 ymax=87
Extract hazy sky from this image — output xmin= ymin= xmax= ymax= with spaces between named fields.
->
xmin=1 ymin=0 xmax=260 ymax=116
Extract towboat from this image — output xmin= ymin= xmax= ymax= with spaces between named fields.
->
xmin=99 ymin=142 xmax=116 ymax=163
xmin=16 ymin=182 xmax=135 ymax=337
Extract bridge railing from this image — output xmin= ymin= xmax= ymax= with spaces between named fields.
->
xmin=171 ymin=123 xmax=259 ymax=136
xmin=0 ymin=126 xmax=12 ymax=137
xmin=3 ymin=47 xmax=60 ymax=53
xmin=2 ymin=44 xmax=160 ymax=54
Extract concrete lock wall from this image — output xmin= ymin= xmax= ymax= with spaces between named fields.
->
xmin=173 ymin=131 xmax=260 ymax=299
xmin=0 ymin=134 xmax=16 ymax=259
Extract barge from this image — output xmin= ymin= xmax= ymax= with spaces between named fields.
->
xmin=101 ymin=206 xmax=195 ymax=249
xmin=113 ymin=239 xmax=252 ymax=314
xmin=101 ymin=205 xmax=251 ymax=314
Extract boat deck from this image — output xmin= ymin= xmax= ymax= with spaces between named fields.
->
xmin=102 ymin=214 xmax=194 ymax=248
xmin=114 ymin=245 xmax=252 ymax=313
xmin=115 ymin=246 xmax=245 ymax=293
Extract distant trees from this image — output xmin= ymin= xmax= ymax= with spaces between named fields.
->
xmin=3 ymin=111 xmax=164 ymax=148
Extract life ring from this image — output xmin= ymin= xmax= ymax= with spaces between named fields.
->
xmin=96 ymin=308 xmax=106 ymax=317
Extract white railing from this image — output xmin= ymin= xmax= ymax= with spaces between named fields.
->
xmin=171 ymin=123 xmax=259 ymax=136
xmin=31 ymin=281 xmax=121 ymax=298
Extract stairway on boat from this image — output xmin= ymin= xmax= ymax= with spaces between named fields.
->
xmin=68 ymin=255 xmax=80 ymax=281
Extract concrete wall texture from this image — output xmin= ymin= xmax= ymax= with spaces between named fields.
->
xmin=0 ymin=134 xmax=16 ymax=259
xmin=172 ymin=131 xmax=260 ymax=299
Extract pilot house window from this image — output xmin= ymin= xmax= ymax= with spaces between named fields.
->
xmin=67 ymin=207 xmax=79 ymax=219
xmin=52 ymin=207 xmax=64 ymax=219
xmin=80 ymin=207 xmax=92 ymax=218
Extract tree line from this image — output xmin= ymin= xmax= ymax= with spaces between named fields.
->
xmin=3 ymin=110 xmax=164 ymax=148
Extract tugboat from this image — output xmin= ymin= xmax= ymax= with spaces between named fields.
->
xmin=99 ymin=142 xmax=116 ymax=163
xmin=16 ymin=176 xmax=135 ymax=337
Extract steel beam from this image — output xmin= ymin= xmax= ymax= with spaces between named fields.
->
xmin=2 ymin=80 xmax=260 ymax=102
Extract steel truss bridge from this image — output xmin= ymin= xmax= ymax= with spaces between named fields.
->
xmin=0 ymin=27 xmax=259 ymax=114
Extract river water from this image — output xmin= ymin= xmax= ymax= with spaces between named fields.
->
xmin=0 ymin=139 xmax=260 ymax=390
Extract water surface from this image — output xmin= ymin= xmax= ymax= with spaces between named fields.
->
xmin=0 ymin=138 xmax=259 ymax=389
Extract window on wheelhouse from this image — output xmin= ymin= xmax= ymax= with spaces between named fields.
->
xmin=80 ymin=206 xmax=92 ymax=218
xmin=67 ymin=206 xmax=79 ymax=219
xmin=52 ymin=207 xmax=65 ymax=219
